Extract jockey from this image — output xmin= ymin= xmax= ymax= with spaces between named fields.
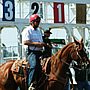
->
xmin=42 ymin=30 xmax=57 ymax=73
xmin=22 ymin=14 xmax=45 ymax=89
xmin=42 ymin=30 xmax=53 ymax=58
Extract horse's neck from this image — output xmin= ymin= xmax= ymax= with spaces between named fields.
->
xmin=59 ymin=43 xmax=73 ymax=73
xmin=58 ymin=44 xmax=72 ymax=64
xmin=50 ymin=56 xmax=69 ymax=78
xmin=50 ymin=43 xmax=73 ymax=78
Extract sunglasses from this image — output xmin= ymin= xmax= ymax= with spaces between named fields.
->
xmin=35 ymin=17 xmax=41 ymax=22
xmin=35 ymin=20 xmax=40 ymax=22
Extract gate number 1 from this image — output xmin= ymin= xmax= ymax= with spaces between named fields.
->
xmin=57 ymin=4 xmax=62 ymax=22
xmin=54 ymin=2 xmax=65 ymax=23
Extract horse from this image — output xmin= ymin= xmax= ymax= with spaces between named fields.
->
xmin=36 ymin=37 xmax=89 ymax=90
xmin=0 ymin=37 xmax=89 ymax=90
xmin=0 ymin=59 xmax=29 ymax=90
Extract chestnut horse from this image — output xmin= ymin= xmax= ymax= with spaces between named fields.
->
xmin=0 ymin=37 xmax=89 ymax=90
xmin=37 ymin=37 xmax=89 ymax=90
xmin=0 ymin=60 xmax=28 ymax=90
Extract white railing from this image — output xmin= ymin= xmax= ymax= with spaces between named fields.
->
xmin=0 ymin=45 xmax=63 ymax=64
xmin=0 ymin=46 xmax=20 ymax=64
xmin=0 ymin=45 xmax=90 ymax=84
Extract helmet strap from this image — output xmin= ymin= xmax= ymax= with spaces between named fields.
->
xmin=32 ymin=21 xmax=37 ymax=29
xmin=32 ymin=20 xmax=35 ymax=24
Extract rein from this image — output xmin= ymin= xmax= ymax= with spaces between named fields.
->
xmin=46 ymin=74 xmax=67 ymax=85
xmin=38 ymin=73 xmax=67 ymax=89
xmin=61 ymin=58 xmax=82 ymax=70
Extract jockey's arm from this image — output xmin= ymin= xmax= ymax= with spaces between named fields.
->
xmin=23 ymin=40 xmax=45 ymax=47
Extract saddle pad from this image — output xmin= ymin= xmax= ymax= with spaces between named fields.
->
xmin=11 ymin=57 xmax=30 ymax=74
xmin=11 ymin=60 xmax=19 ymax=73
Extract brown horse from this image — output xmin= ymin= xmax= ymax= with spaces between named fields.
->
xmin=37 ymin=37 xmax=89 ymax=90
xmin=0 ymin=60 xmax=28 ymax=90
xmin=0 ymin=37 xmax=89 ymax=90
xmin=0 ymin=60 xmax=18 ymax=90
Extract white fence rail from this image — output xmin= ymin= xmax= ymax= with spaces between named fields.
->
xmin=0 ymin=45 xmax=90 ymax=85
xmin=0 ymin=46 xmax=20 ymax=64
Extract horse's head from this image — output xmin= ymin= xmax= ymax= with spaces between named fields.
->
xmin=71 ymin=37 xmax=89 ymax=64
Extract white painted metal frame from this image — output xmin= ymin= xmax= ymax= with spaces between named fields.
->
xmin=0 ymin=0 xmax=90 ymax=62
xmin=30 ymin=0 xmax=90 ymax=4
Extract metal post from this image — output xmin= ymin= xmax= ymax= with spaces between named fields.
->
xmin=19 ymin=0 xmax=21 ymax=18
xmin=68 ymin=3 xmax=70 ymax=23
xmin=44 ymin=2 xmax=47 ymax=23
xmin=29 ymin=0 xmax=32 ymax=18
xmin=12 ymin=47 xmax=13 ymax=60
xmin=1 ymin=47 xmax=3 ymax=64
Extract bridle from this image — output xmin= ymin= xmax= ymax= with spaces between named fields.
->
xmin=60 ymin=43 xmax=85 ymax=70
xmin=62 ymin=43 xmax=88 ymax=71
xmin=73 ymin=43 xmax=83 ymax=60
xmin=59 ymin=43 xmax=83 ymax=67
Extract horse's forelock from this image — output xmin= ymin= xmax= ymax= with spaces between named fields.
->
xmin=81 ymin=37 xmax=83 ymax=42
xmin=77 ymin=41 xmax=84 ymax=51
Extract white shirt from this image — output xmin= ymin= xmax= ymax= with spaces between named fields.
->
xmin=22 ymin=25 xmax=43 ymax=51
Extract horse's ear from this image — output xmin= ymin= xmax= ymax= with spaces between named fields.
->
xmin=81 ymin=37 xmax=83 ymax=42
xmin=73 ymin=37 xmax=79 ymax=45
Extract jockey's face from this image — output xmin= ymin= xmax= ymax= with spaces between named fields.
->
xmin=32 ymin=20 xmax=40 ymax=29
xmin=44 ymin=33 xmax=50 ymax=37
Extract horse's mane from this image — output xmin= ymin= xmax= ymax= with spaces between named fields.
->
xmin=51 ymin=42 xmax=74 ymax=63
xmin=45 ymin=42 xmax=74 ymax=74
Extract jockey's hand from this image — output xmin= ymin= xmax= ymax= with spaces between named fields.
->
xmin=42 ymin=67 xmax=46 ymax=73
xmin=71 ymin=84 xmax=74 ymax=90
xmin=53 ymin=43 xmax=58 ymax=46
xmin=46 ymin=43 xmax=53 ymax=48
xmin=36 ymin=42 xmax=45 ymax=47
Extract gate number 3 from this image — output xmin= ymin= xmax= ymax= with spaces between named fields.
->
xmin=3 ymin=0 xmax=15 ymax=21
xmin=5 ymin=1 xmax=13 ymax=20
